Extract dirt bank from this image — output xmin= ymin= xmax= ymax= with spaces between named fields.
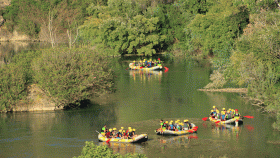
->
xmin=197 ymin=88 xmax=247 ymax=93
xmin=12 ymin=84 xmax=63 ymax=112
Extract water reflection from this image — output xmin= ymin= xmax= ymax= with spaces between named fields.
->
xmin=158 ymin=134 xmax=198 ymax=148
xmin=98 ymin=142 xmax=145 ymax=155
xmin=210 ymin=124 xmax=243 ymax=139
xmin=129 ymin=70 xmax=162 ymax=83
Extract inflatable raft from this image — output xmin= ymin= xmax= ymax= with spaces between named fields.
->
xmin=155 ymin=123 xmax=198 ymax=136
xmin=129 ymin=63 xmax=162 ymax=71
xmin=98 ymin=134 xmax=148 ymax=143
xmin=209 ymin=117 xmax=243 ymax=126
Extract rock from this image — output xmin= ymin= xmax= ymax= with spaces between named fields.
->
xmin=12 ymin=84 xmax=63 ymax=112
xmin=0 ymin=0 xmax=11 ymax=8
xmin=0 ymin=16 xmax=4 ymax=26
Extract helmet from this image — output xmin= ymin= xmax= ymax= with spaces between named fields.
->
xmin=129 ymin=129 xmax=132 ymax=132
xmin=211 ymin=110 xmax=214 ymax=112
xmin=170 ymin=120 xmax=173 ymax=122
xmin=119 ymin=130 xmax=122 ymax=132
xmin=121 ymin=127 xmax=124 ymax=129
xmin=113 ymin=128 xmax=116 ymax=130
xmin=133 ymin=129 xmax=136 ymax=131
xmin=223 ymin=108 xmax=225 ymax=110
xmin=213 ymin=106 xmax=216 ymax=108
xmin=165 ymin=121 xmax=168 ymax=123
xmin=128 ymin=127 xmax=131 ymax=129
xmin=122 ymin=130 xmax=125 ymax=132
xmin=109 ymin=129 xmax=112 ymax=132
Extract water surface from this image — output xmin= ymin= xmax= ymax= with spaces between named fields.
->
xmin=1 ymin=56 xmax=280 ymax=158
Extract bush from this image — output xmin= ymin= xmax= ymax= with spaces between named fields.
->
xmin=0 ymin=50 xmax=41 ymax=111
xmin=32 ymin=48 xmax=114 ymax=108
xmin=74 ymin=141 xmax=147 ymax=158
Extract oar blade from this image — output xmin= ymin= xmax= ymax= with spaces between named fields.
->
xmin=244 ymin=116 xmax=254 ymax=119
xmin=202 ymin=117 xmax=208 ymax=121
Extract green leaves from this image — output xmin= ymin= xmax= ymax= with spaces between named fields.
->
xmin=74 ymin=141 xmax=147 ymax=158
xmin=80 ymin=10 xmax=165 ymax=56
xmin=32 ymin=48 xmax=114 ymax=108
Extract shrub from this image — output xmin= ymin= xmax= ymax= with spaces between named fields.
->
xmin=74 ymin=141 xmax=147 ymax=158
xmin=32 ymin=48 xmax=114 ymax=108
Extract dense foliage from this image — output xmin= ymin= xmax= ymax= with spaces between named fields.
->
xmin=0 ymin=51 xmax=41 ymax=111
xmin=2 ymin=0 xmax=99 ymax=37
xmin=33 ymin=48 xmax=114 ymax=107
xmin=1 ymin=0 xmax=280 ymax=130
xmin=0 ymin=48 xmax=114 ymax=112
xmin=74 ymin=141 xmax=147 ymax=158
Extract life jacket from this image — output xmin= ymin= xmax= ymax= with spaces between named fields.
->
xmin=106 ymin=132 xmax=110 ymax=138
xmin=101 ymin=127 xmax=106 ymax=133
xmin=116 ymin=132 xmax=122 ymax=137
xmin=234 ymin=113 xmax=240 ymax=118
xmin=169 ymin=124 xmax=174 ymax=129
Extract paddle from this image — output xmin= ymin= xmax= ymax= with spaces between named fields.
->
xmin=243 ymin=116 xmax=254 ymax=119
xmin=215 ymin=121 xmax=220 ymax=124
xmin=106 ymin=138 xmax=111 ymax=143
xmin=164 ymin=67 xmax=169 ymax=73
xmin=202 ymin=117 xmax=208 ymax=121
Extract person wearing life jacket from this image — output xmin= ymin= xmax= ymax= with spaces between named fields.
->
xmin=210 ymin=110 xmax=214 ymax=118
xmin=122 ymin=130 xmax=127 ymax=139
xmin=225 ymin=110 xmax=232 ymax=120
xmin=184 ymin=120 xmax=192 ymax=130
xmin=215 ymin=110 xmax=220 ymax=119
xmin=157 ymin=120 xmax=164 ymax=132
xmin=163 ymin=121 xmax=168 ymax=130
xmin=154 ymin=59 xmax=157 ymax=66
xmin=168 ymin=121 xmax=175 ymax=131
xmin=101 ymin=125 xmax=107 ymax=136
xmin=116 ymin=130 xmax=122 ymax=138
xmin=112 ymin=128 xmax=117 ymax=138
xmin=158 ymin=58 xmax=161 ymax=66
xmin=126 ymin=127 xmax=131 ymax=136
xmin=147 ymin=59 xmax=152 ymax=68
xmin=106 ymin=128 xmax=112 ymax=138
xmin=221 ymin=111 xmax=226 ymax=121
xmin=234 ymin=109 xmax=241 ymax=119
xmin=127 ymin=129 xmax=133 ymax=139
xmin=144 ymin=59 xmax=148 ymax=67
xmin=132 ymin=129 xmax=137 ymax=137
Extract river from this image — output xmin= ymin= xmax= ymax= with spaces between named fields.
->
xmin=1 ymin=45 xmax=280 ymax=157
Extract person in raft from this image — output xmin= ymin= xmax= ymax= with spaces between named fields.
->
xmin=168 ymin=120 xmax=175 ymax=131
xmin=156 ymin=119 xmax=164 ymax=132
xmin=234 ymin=109 xmax=241 ymax=119
xmin=184 ymin=120 xmax=192 ymax=130
xmin=116 ymin=130 xmax=123 ymax=138
xmin=106 ymin=128 xmax=112 ymax=138
xmin=101 ymin=125 xmax=107 ymax=136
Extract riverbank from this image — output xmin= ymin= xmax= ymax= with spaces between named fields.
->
xmin=11 ymin=84 xmax=63 ymax=112
xmin=197 ymin=88 xmax=247 ymax=93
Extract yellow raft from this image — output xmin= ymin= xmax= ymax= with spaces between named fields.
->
xmin=209 ymin=117 xmax=243 ymax=126
xmin=98 ymin=134 xmax=148 ymax=143
xmin=155 ymin=124 xmax=198 ymax=136
xmin=129 ymin=63 xmax=162 ymax=70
